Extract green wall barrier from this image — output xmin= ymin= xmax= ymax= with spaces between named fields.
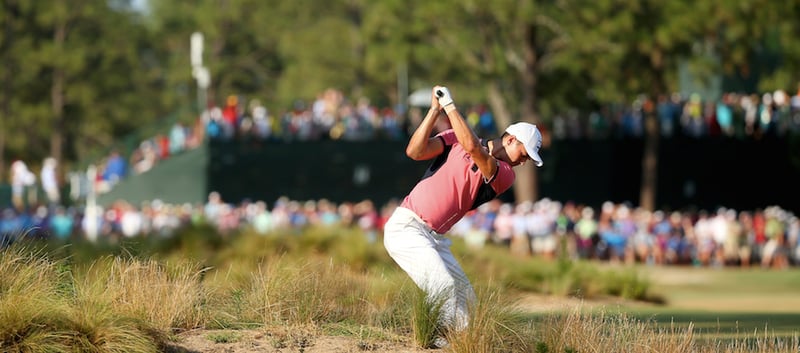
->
xmin=7 ymin=135 xmax=793 ymax=214
xmin=207 ymin=139 xmax=429 ymax=206
xmin=96 ymin=143 xmax=208 ymax=207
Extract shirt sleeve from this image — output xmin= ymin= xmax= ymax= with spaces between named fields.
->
xmin=435 ymin=129 xmax=457 ymax=146
xmin=491 ymin=161 xmax=516 ymax=193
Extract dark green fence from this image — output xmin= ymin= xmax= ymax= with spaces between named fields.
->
xmin=3 ymin=136 xmax=797 ymax=213
xmin=207 ymin=139 xmax=429 ymax=206
xmin=207 ymin=136 xmax=800 ymax=213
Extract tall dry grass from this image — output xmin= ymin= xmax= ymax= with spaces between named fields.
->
xmin=410 ymin=286 xmax=447 ymax=348
xmin=534 ymin=306 xmax=800 ymax=353
xmin=240 ymin=256 xmax=372 ymax=326
xmin=445 ymin=286 xmax=536 ymax=353
xmin=0 ymin=246 xmax=72 ymax=352
xmin=72 ymin=256 xmax=207 ymax=334
xmin=63 ymin=305 xmax=159 ymax=353
xmin=3 ymin=228 xmax=798 ymax=353
xmin=1 ymin=244 xmax=207 ymax=352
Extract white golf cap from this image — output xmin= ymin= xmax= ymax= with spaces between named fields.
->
xmin=505 ymin=122 xmax=543 ymax=167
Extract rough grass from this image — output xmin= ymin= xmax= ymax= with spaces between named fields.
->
xmin=446 ymin=285 xmax=536 ymax=353
xmin=536 ymin=306 xmax=800 ymax=353
xmin=240 ymin=257 xmax=372 ymax=326
xmin=72 ymin=256 xmax=207 ymax=332
xmin=410 ymin=286 xmax=446 ymax=349
xmin=2 ymin=226 xmax=798 ymax=352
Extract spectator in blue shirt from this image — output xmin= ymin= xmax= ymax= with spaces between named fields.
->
xmin=103 ymin=150 xmax=127 ymax=185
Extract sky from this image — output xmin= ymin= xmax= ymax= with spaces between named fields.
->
xmin=131 ymin=0 xmax=148 ymax=13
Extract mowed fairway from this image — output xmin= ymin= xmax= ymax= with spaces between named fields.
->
xmin=627 ymin=266 xmax=800 ymax=338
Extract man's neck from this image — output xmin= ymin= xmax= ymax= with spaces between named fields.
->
xmin=487 ymin=138 xmax=501 ymax=157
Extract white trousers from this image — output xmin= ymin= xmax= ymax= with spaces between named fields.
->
xmin=383 ymin=207 xmax=475 ymax=331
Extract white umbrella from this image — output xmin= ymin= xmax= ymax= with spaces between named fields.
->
xmin=408 ymin=88 xmax=433 ymax=107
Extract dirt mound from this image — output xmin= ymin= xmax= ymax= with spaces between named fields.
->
xmin=167 ymin=329 xmax=432 ymax=353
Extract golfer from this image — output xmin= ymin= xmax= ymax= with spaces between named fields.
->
xmin=384 ymin=86 xmax=544 ymax=343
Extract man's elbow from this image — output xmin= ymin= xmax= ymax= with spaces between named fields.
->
xmin=405 ymin=147 xmax=423 ymax=160
xmin=462 ymin=142 xmax=481 ymax=155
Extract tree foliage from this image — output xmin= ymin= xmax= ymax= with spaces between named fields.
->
xmin=0 ymin=0 xmax=797 ymax=192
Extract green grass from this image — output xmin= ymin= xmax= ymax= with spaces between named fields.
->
xmin=565 ymin=265 xmax=800 ymax=340
xmin=642 ymin=266 xmax=800 ymax=312
xmin=206 ymin=330 xmax=241 ymax=343
xmin=628 ymin=310 xmax=800 ymax=338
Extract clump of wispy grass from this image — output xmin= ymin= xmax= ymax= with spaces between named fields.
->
xmin=63 ymin=304 xmax=158 ymax=353
xmin=446 ymin=285 xmax=536 ymax=353
xmin=239 ymin=256 xmax=372 ymax=328
xmin=410 ymin=286 xmax=447 ymax=349
xmin=72 ymin=256 xmax=207 ymax=335
xmin=0 ymin=245 xmax=72 ymax=352
xmin=365 ymin=275 xmax=416 ymax=335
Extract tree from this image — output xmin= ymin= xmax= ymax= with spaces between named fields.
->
xmin=403 ymin=0 xmax=580 ymax=203
xmin=0 ymin=0 xmax=166 ymax=179
xmin=147 ymin=0 xmax=286 ymax=113
xmin=0 ymin=0 xmax=27 ymax=182
xmin=571 ymin=0 xmax=800 ymax=210
xmin=565 ymin=0 xmax=710 ymax=211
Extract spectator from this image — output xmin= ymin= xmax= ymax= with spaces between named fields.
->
xmin=222 ymin=95 xmax=240 ymax=129
xmin=657 ymin=94 xmax=677 ymax=137
xmin=40 ymin=157 xmax=60 ymax=206
xmin=103 ymin=150 xmax=127 ymax=185
xmin=251 ymin=102 xmax=272 ymax=140
xmin=1 ymin=208 xmax=24 ymax=243
xmin=49 ymin=206 xmax=74 ymax=241
xmin=10 ymin=160 xmax=36 ymax=211
xmin=131 ymin=141 xmax=157 ymax=175
xmin=492 ymin=203 xmax=514 ymax=247
xmin=682 ymin=93 xmax=705 ymax=137
xmin=788 ymin=216 xmax=800 ymax=265
xmin=761 ymin=206 xmax=788 ymax=269
xmin=205 ymin=107 xmax=223 ymax=139
xmin=204 ymin=191 xmax=224 ymax=226
xmin=169 ymin=122 xmax=187 ymax=155
xmin=251 ymin=201 xmax=272 ymax=235
xmin=716 ymin=94 xmax=734 ymax=136
xmin=575 ymin=207 xmax=598 ymax=259
xmin=120 ymin=202 xmax=143 ymax=238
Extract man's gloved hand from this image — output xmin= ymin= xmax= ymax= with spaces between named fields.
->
xmin=435 ymin=86 xmax=454 ymax=107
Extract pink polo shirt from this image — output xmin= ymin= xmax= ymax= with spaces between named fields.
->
xmin=401 ymin=129 xmax=516 ymax=233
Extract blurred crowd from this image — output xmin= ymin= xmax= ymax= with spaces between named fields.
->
xmin=203 ymin=87 xmax=800 ymax=143
xmin=451 ymin=199 xmax=799 ymax=270
xmin=1 ymin=191 xmax=798 ymax=270
xmin=80 ymin=86 xmax=800 ymax=197
xmin=5 ymin=86 xmax=800 ymax=268
xmin=554 ymin=89 xmax=800 ymax=140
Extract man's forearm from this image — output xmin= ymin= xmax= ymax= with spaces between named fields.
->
xmin=406 ymin=107 xmax=441 ymax=158
xmin=443 ymin=105 xmax=480 ymax=153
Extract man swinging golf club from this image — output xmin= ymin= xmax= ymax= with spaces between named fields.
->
xmin=384 ymin=85 xmax=544 ymax=346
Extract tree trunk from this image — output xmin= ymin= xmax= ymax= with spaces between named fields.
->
xmin=0 ymin=97 xmax=6 ymax=183
xmin=640 ymin=111 xmax=658 ymax=211
xmin=511 ymin=23 xmax=542 ymax=203
xmin=486 ymin=82 xmax=512 ymax=132
xmin=0 ymin=0 xmax=15 ymax=183
xmin=50 ymin=20 xmax=66 ymax=163
xmin=639 ymin=52 xmax=665 ymax=212
xmin=487 ymin=81 xmax=538 ymax=203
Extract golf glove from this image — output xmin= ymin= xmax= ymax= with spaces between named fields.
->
xmin=435 ymin=87 xmax=454 ymax=107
